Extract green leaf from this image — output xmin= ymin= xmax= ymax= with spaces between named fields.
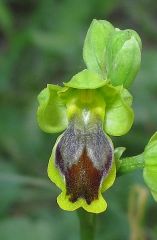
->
xmin=143 ymin=132 xmax=157 ymax=201
xmin=103 ymin=87 xmax=134 ymax=136
xmin=107 ymin=29 xmax=141 ymax=87
xmin=37 ymin=84 xmax=68 ymax=133
xmin=64 ymin=69 xmax=107 ymax=89
xmin=83 ymin=19 xmax=114 ymax=77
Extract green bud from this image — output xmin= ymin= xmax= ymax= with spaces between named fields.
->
xmin=83 ymin=19 xmax=114 ymax=78
xmin=143 ymin=132 xmax=157 ymax=201
xmin=107 ymin=29 xmax=142 ymax=87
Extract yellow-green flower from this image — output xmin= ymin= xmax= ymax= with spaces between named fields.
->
xmin=37 ymin=70 xmax=134 ymax=213
xmin=37 ymin=19 xmax=141 ymax=213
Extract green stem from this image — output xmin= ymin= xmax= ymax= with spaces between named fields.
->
xmin=116 ymin=153 xmax=145 ymax=176
xmin=77 ymin=209 xmax=96 ymax=240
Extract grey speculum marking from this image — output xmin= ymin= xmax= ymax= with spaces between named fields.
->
xmin=55 ymin=117 xmax=113 ymax=204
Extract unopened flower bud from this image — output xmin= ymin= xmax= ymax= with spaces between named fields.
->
xmin=107 ymin=29 xmax=141 ymax=87
xmin=143 ymin=132 xmax=157 ymax=201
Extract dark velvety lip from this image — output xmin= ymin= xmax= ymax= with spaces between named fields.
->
xmin=55 ymin=120 xmax=113 ymax=204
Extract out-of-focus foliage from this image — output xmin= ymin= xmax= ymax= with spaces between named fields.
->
xmin=0 ymin=0 xmax=157 ymax=239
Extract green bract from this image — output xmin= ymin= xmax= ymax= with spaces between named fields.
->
xmin=143 ymin=132 xmax=157 ymax=201
xmin=36 ymin=19 xmax=142 ymax=213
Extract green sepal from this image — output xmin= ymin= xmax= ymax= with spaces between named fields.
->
xmin=143 ymin=132 xmax=157 ymax=201
xmin=107 ymin=29 xmax=141 ymax=87
xmin=37 ymin=84 xmax=68 ymax=133
xmin=48 ymin=134 xmax=116 ymax=213
xmin=83 ymin=19 xmax=114 ymax=78
xmin=102 ymin=85 xmax=134 ymax=136
xmin=64 ymin=69 xmax=107 ymax=89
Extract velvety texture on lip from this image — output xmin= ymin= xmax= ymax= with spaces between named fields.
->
xmin=65 ymin=148 xmax=103 ymax=204
xmin=55 ymin=120 xmax=113 ymax=204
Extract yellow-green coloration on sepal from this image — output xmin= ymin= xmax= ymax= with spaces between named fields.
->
xmin=83 ymin=19 xmax=114 ymax=78
xmin=48 ymin=135 xmax=116 ymax=213
xmin=37 ymin=81 xmax=134 ymax=137
xmin=59 ymin=82 xmax=134 ymax=137
xmin=102 ymin=85 xmax=134 ymax=136
xmin=64 ymin=69 xmax=107 ymax=89
xmin=107 ymin=29 xmax=141 ymax=87
xmin=143 ymin=132 xmax=157 ymax=201
xmin=37 ymin=84 xmax=68 ymax=133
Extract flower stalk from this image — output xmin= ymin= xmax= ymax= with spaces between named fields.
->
xmin=116 ymin=153 xmax=145 ymax=176
xmin=77 ymin=210 xmax=96 ymax=240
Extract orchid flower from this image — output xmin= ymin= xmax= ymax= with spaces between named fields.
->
xmin=37 ymin=19 xmax=146 ymax=213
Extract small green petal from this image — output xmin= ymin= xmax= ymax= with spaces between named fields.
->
xmin=64 ymin=69 xmax=107 ymax=89
xmin=114 ymin=147 xmax=126 ymax=161
xmin=103 ymin=87 xmax=134 ymax=136
xmin=143 ymin=132 xmax=157 ymax=201
xmin=83 ymin=19 xmax=114 ymax=77
xmin=37 ymin=84 xmax=68 ymax=133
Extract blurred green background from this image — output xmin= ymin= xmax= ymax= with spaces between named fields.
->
xmin=0 ymin=0 xmax=157 ymax=239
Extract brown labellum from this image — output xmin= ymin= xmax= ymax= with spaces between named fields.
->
xmin=55 ymin=119 xmax=113 ymax=204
